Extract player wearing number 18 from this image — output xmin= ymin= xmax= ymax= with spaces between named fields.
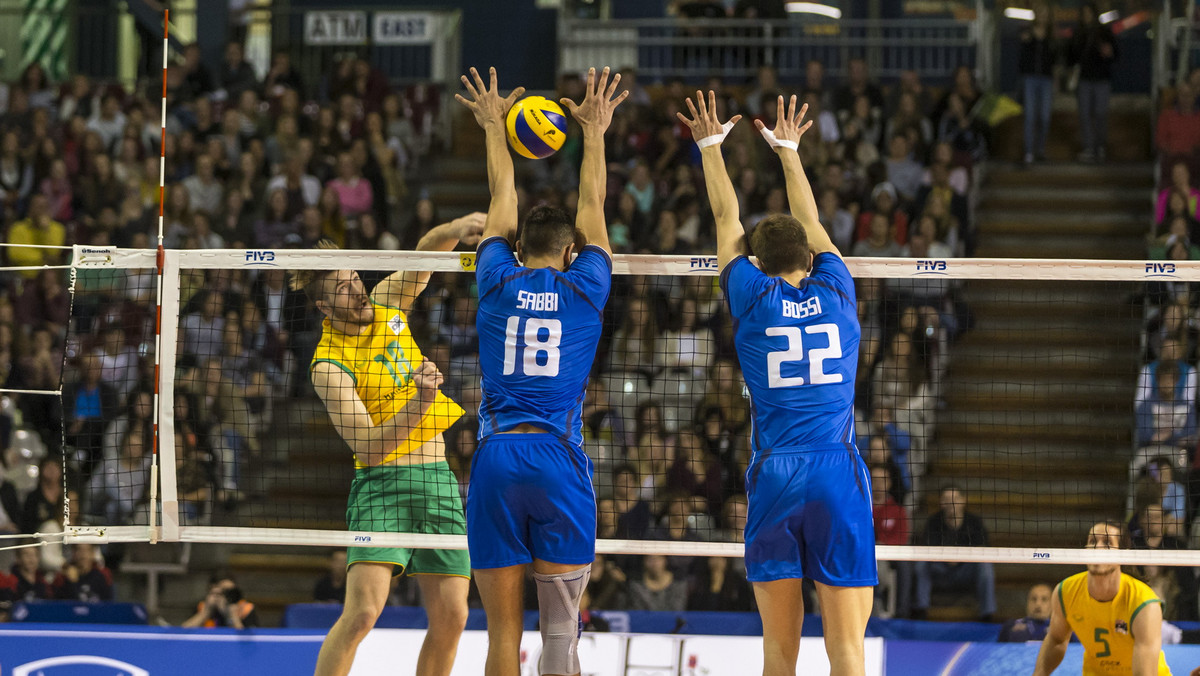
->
xmin=679 ymin=91 xmax=874 ymax=676
xmin=456 ymin=65 xmax=627 ymax=676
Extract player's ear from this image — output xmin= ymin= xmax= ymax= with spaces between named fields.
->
xmin=515 ymin=239 xmax=525 ymax=264
xmin=806 ymin=251 xmax=814 ymax=273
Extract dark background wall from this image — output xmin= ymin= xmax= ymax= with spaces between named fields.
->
xmin=286 ymin=0 xmax=559 ymax=89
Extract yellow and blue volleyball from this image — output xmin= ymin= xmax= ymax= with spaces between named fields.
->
xmin=506 ymin=96 xmax=568 ymax=159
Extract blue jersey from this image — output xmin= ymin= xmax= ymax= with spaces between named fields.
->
xmin=475 ymin=236 xmax=611 ymax=446
xmin=719 ymin=253 xmax=860 ymax=455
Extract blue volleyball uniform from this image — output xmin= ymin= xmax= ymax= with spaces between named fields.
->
xmin=468 ymin=236 xmax=610 ymax=568
xmin=720 ymin=253 xmax=877 ymax=586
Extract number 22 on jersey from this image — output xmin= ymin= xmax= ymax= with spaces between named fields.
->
xmin=766 ymin=322 xmax=843 ymax=388
xmin=503 ymin=316 xmax=562 ymax=377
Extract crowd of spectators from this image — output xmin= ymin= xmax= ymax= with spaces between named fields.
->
xmin=0 ymin=28 xmax=991 ymax=620
xmin=1127 ymin=64 xmax=1200 ymax=623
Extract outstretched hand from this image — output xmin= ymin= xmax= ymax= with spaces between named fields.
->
xmin=755 ymin=94 xmax=813 ymax=150
xmin=454 ymin=66 xmax=525 ymax=131
xmin=560 ymin=66 xmax=629 ymax=136
xmin=451 ymin=212 xmax=486 ymax=246
xmin=676 ymin=90 xmax=742 ymax=147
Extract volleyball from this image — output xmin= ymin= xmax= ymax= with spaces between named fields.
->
xmin=505 ymin=95 xmax=568 ymax=159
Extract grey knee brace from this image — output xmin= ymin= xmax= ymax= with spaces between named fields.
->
xmin=533 ymin=564 xmax=591 ymax=675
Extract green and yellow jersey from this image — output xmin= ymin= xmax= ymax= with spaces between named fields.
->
xmin=1058 ymin=571 xmax=1171 ymax=675
xmin=311 ymin=302 xmax=463 ymax=468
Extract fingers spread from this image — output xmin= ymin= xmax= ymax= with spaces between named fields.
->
xmin=586 ymin=67 xmax=596 ymax=97
xmin=787 ymin=94 xmax=797 ymax=122
xmin=797 ymin=102 xmax=809 ymax=124
xmin=470 ymin=67 xmax=486 ymax=93
xmin=695 ymin=91 xmax=707 ymax=116
xmin=684 ymin=97 xmax=699 ymax=120
xmin=606 ymin=72 xmax=622 ymax=99
xmin=776 ymin=95 xmax=785 ymax=125
xmin=489 ymin=66 xmax=498 ymax=91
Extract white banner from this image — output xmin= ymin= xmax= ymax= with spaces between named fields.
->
xmin=373 ymin=12 xmax=438 ymax=44
xmin=349 ymin=629 xmax=885 ymax=676
xmin=304 ymin=11 xmax=368 ymax=46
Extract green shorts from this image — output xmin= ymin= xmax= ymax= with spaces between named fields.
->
xmin=345 ymin=461 xmax=470 ymax=577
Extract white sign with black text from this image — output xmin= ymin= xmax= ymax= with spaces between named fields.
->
xmin=304 ymin=11 xmax=368 ymax=46
xmin=373 ymin=12 xmax=438 ymax=45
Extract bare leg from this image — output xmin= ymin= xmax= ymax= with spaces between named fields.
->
xmin=814 ymin=582 xmax=873 ymax=676
xmin=414 ymin=574 xmax=470 ymax=676
xmin=753 ymin=578 xmax=805 ymax=676
xmin=313 ymin=562 xmax=392 ymax=676
xmin=475 ymin=565 xmax=527 ymax=676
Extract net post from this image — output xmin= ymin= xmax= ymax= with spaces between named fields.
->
xmin=157 ymin=250 xmax=181 ymax=542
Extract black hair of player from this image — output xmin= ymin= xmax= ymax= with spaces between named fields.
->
xmin=749 ymin=214 xmax=811 ymax=277
xmin=519 ymin=205 xmax=575 ymax=259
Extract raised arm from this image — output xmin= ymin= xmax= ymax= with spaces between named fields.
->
xmin=1131 ymin=599 xmax=1164 ymax=676
xmin=559 ymin=66 xmax=629 ymax=255
xmin=756 ymin=95 xmax=838 ymax=257
xmin=455 ymin=66 xmax=525 ymax=244
xmin=1032 ymin=585 xmax=1072 ymax=676
xmin=311 ymin=360 xmax=444 ymax=467
xmin=371 ymin=212 xmax=484 ymax=313
xmin=676 ymin=90 xmax=744 ymax=270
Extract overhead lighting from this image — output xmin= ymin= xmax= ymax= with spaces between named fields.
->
xmin=1003 ymin=7 xmax=1035 ymax=20
xmin=785 ymin=2 xmax=842 ymax=19
xmin=1099 ymin=9 xmax=1119 ymax=23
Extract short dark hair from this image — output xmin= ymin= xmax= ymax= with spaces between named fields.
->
xmin=519 ymin=205 xmax=575 ymax=258
xmin=749 ymin=214 xmax=810 ymax=276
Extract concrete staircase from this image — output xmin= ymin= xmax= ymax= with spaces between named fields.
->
xmin=924 ymin=161 xmax=1153 ymax=620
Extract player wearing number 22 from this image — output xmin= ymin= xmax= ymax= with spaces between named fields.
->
xmin=457 ymin=65 xmax=627 ymax=676
xmin=1033 ymin=521 xmax=1171 ymax=676
xmin=680 ymin=90 xmax=875 ymax=676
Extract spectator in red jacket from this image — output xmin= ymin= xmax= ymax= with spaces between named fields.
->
xmin=1157 ymin=82 xmax=1200 ymax=160
xmin=52 ymin=543 xmax=114 ymax=602
xmin=871 ymin=464 xmax=910 ymax=546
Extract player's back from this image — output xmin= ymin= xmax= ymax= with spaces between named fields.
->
xmin=720 ymin=252 xmax=860 ymax=454
xmin=475 ymin=237 xmax=611 ymax=446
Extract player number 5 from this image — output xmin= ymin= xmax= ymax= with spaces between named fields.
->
xmin=503 ymin=316 xmax=562 ymax=377
xmin=765 ymin=323 xmax=843 ymax=388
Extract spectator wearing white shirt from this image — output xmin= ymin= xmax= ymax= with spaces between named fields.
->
xmin=86 ymin=94 xmax=126 ymax=152
xmin=265 ymin=154 xmax=322 ymax=212
xmin=1137 ymin=338 xmax=1197 ymax=408
xmin=661 ymin=297 xmax=716 ymax=376
xmin=182 ymin=154 xmax=224 ymax=216
xmin=885 ymin=134 xmax=925 ymax=203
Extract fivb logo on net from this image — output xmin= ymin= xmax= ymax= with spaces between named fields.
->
xmin=914 ymin=260 xmax=948 ymax=275
xmin=689 ymin=256 xmax=718 ymax=271
xmin=1146 ymin=262 xmax=1179 ymax=279
xmin=244 ymin=250 xmax=277 ymax=266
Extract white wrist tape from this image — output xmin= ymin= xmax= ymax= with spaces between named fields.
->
xmin=758 ymin=126 xmax=799 ymax=151
xmin=696 ymin=120 xmax=737 ymax=149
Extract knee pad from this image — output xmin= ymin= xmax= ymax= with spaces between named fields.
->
xmin=533 ymin=564 xmax=591 ymax=675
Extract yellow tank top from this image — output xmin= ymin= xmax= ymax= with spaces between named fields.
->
xmin=1058 ymin=571 xmax=1172 ymax=676
xmin=311 ymin=302 xmax=463 ymax=468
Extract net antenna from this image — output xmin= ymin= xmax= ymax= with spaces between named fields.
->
xmin=149 ymin=8 xmax=171 ymax=544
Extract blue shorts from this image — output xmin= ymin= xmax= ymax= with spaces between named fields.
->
xmin=744 ymin=446 xmax=877 ymax=586
xmin=466 ymin=433 xmax=596 ymax=569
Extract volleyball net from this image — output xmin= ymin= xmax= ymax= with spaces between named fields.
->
xmin=28 ymin=245 xmax=1200 ymax=567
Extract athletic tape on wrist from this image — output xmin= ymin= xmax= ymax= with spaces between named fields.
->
xmin=758 ymin=126 xmax=799 ymax=151
xmin=696 ymin=120 xmax=737 ymax=149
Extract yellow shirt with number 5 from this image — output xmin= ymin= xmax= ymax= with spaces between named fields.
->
xmin=1058 ymin=571 xmax=1171 ymax=675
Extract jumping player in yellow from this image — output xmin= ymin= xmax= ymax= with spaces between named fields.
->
xmin=295 ymin=214 xmax=484 ymax=676
xmin=1033 ymin=521 xmax=1171 ymax=676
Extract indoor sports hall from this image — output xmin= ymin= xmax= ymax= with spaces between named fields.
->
xmin=0 ymin=1 xmax=1198 ymax=674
